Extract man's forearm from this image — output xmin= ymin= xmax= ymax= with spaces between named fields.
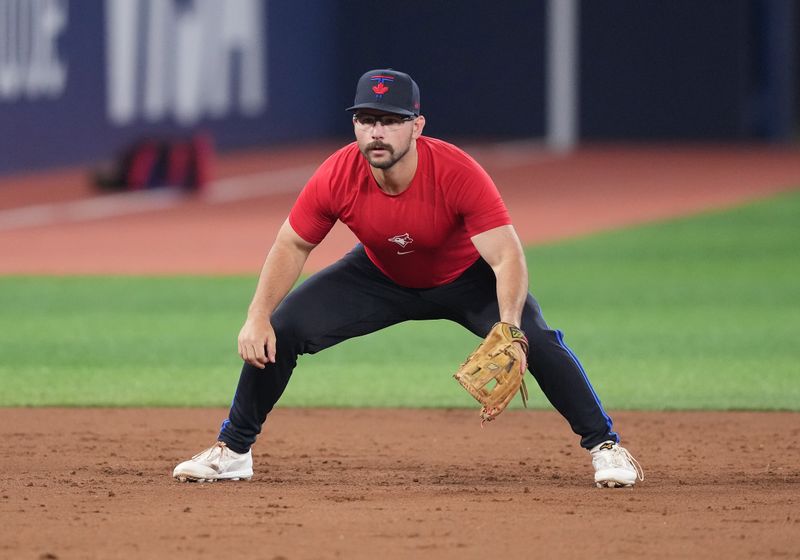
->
xmin=247 ymin=244 xmax=307 ymax=320
xmin=470 ymin=225 xmax=530 ymax=329
xmin=494 ymin=256 xmax=528 ymax=328
xmin=247 ymin=221 xmax=315 ymax=321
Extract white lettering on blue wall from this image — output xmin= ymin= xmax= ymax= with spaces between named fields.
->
xmin=105 ymin=0 xmax=267 ymax=125
xmin=0 ymin=0 xmax=68 ymax=101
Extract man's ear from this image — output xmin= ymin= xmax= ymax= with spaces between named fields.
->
xmin=412 ymin=115 xmax=426 ymax=138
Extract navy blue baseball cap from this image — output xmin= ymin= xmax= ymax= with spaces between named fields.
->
xmin=346 ymin=69 xmax=421 ymax=117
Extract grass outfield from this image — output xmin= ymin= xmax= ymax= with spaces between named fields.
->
xmin=1 ymin=190 xmax=798 ymax=410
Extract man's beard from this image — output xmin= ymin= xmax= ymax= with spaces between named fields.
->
xmin=362 ymin=141 xmax=410 ymax=170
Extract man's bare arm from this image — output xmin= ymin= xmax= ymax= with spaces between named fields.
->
xmin=471 ymin=224 xmax=529 ymax=328
xmin=238 ymin=219 xmax=317 ymax=368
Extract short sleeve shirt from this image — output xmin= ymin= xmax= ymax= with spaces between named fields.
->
xmin=289 ymin=136 xmax=511 ymax=288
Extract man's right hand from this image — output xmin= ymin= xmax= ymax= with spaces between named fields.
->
xmin=237 ymin=316 xmax=276 ymax=369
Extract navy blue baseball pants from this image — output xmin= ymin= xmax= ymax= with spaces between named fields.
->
xmin=219 ymin=245 xmax=618 ymax=453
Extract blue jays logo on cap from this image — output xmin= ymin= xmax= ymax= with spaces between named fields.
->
xmin=371 ymin=75 xmax=395 ymax=99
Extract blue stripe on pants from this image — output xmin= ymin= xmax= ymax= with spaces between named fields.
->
xmin=555 ymin=329 xmax=618 ymax=444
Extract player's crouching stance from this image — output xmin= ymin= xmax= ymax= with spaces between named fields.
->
xmin=172 ymin=68 xmax=643 ymax=488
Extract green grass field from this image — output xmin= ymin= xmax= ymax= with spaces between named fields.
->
xmin=1 ymin=191 xmax=798 ymax=410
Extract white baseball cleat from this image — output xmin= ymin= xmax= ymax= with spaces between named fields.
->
xmin=173 ymin=441 xmax=253 ymax=482
xmin=590 ymin=441 xmax=644 ymax=488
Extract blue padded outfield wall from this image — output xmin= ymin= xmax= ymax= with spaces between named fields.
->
xmin=0 ymin=0 xmax=339 ymax=173
xmin=0 ymin=0 xmax=795 ymax=174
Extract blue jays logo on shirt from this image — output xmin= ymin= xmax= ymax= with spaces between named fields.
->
xmin=388 ymin=233 xmax=413 ymax=248
xmin=388 ymin=233 xmax=415 ymax=255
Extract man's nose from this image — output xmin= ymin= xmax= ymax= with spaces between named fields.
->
xmin=370 ymin=122 xmax=386 ymax=138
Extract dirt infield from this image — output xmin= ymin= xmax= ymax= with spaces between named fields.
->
xmin=1 ymin=408 xmax=798 ymax=559
xmin=2 ymin=143 xmax=800 ymax=274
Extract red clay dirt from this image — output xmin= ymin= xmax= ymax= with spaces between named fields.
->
xmin=1 ymin=143 xmax=799 ymax=559
xmin=1 ymin=408 xmax=799 ymax=560
xmin=1 ymin=143 xmax=799 ymax=274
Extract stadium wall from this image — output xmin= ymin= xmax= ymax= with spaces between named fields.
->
xmin=0 ymin=0 xmax=794 ymax=175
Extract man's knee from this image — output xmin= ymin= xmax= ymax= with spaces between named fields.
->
xmin=271 ymin=310 xmax=312 ymax=356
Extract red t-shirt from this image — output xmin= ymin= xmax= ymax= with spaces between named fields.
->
xmin=289 ymin=136 xmax=511 ymax=288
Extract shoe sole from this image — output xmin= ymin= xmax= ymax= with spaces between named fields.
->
xmin=174 ymin=475 xmax=252 ymax=483
xmin=595 ymin=480 xmax=634 ymax=488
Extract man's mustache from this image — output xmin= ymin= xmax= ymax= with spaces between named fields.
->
xmin=366 ymin=142 xmax=393 ymax=153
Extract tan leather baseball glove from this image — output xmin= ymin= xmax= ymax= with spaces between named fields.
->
xmin=453 ymin=322 xmax=529 ymax=423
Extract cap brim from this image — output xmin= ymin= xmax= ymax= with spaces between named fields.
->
xmin=346 ymin=103 xmax=417 ymax=117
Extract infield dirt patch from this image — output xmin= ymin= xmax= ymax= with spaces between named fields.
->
xmin=1 ymin=408 xmax=798 ymax=559
xmin=2 ymin=144 xmax=799 ymax=274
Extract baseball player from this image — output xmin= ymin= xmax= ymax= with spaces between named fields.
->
xmin=173 ymin=69 xmax=643 ymax=488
